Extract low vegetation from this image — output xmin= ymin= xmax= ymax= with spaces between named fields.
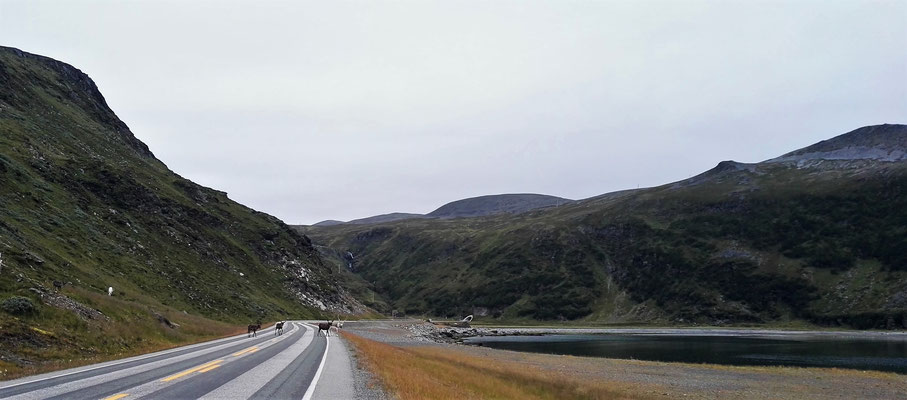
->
xmin=342 ymin=331 xmax=656 ymax=400
xmin=1 ymin=297 xmax=37 ymax=316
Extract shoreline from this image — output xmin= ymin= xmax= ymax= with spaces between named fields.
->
xmin=391 ymin=319 xmax=907 ymax=343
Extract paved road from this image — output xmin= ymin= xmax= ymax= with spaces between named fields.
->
xmin=0 ymin=321 xmax=345 ymax=400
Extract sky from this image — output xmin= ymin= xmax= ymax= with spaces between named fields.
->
xmin=2 ymin=0 xmax=905 ymax=224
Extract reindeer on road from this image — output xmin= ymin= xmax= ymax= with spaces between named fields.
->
xmin=275 ymin=321 xmax=285 ymax=336
xmin=248 ymin=323 xmax=261 ymax=337
xmin=317 ymin=320 xmax=333 ymax=336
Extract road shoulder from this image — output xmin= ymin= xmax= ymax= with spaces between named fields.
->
xmin=312 ymin=331 xmax=386 ymax=400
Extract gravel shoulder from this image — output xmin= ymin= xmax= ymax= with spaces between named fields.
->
xmin=314 ymin=331 xmax=387 ymax=400
xmin=328 ymin=329 xmax=388 ymax=400
xmin=344 ymin=319 xmax=907 ymax=400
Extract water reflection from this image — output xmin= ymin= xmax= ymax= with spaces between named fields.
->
xmin=464 ymin=334 xmax=907 ymax=373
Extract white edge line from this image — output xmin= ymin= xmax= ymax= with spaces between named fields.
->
xmin=0 ymin=321 xmax=297 ymax=390
xmin=301 ymin=323 xmax=330 ymax=400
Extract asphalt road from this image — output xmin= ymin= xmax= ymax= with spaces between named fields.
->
xmin=0 ymin=321 xmax=342 ymax=400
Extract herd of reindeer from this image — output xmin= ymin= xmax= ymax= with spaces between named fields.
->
xmin=247 ymin=319 xmax=344 ymax=337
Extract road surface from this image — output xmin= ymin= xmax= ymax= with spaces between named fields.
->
xmin=0 ymin=321 xmax=355 ymax=400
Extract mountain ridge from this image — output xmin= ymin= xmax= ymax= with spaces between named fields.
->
xmin=302 ymin=193 xmax=573 ymax=227
xmin=768 ymin=124 xmax=907 ymax=163
xmin=305 ymin=123 xmax=905 ymax=226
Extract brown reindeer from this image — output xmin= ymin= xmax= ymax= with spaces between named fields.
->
xmin=248 ymin=323 xmax=261 ymax=337
xmin=317 ymin=320 xmax=333 ymax=336
xmin=275 ymin=321 xmax=285 ymax=336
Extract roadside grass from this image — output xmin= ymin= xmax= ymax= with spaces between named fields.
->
xmin=0 ymin=316 xmax=243 ymax=381
xmin=342 ymin=331 xmax=658 ymax=400
xmin=0 ymin=289 xmax=247 ymax=381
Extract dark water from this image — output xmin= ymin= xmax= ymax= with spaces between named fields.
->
xmin=464 ymin=334 xmax=907 ymax=374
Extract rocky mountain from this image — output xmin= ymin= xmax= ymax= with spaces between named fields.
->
xmin=0 ymin=47 xmax=362 ymax=373
xmin=767 ymin=124 xmax=906 ymax=164
xmin=305 ymin=124 xmax=907 ymax=329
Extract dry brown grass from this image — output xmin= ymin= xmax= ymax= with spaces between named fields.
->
xmin=342 ymin=331 xmax=658 ymax=400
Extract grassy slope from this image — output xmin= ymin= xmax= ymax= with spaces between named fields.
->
xmin=305 ymin=139 xmax=907 ymax=328
xmin=0 ymin=47 xmax=355 ymax=377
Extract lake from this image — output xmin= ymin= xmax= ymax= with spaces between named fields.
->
xmin=464 ymin=333 xmax=907 ymax=374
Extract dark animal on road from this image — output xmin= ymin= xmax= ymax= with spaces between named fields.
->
xmin=275 ymin=321 xmax=285 ymax=336
xmin=317 ymin=320 xmax=333 ymax=336
xmin=248 ymin=323 xmax=261 ymax=337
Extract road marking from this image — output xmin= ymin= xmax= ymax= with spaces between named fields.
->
xmin=0 ymin=329 xmax=251 ymax=391
xmin=232 ymin=346 xmax=259 ymax=356
xmin=160 ymin=359 xmax=224 ymax=382
xmin=301 ymin=327 xmax=330 ymax=400
xmin=0 ymin=322 xmax=304 ymax=395
xmin=198 ymin=364 xmax=222 ymax=373
xmin=102 ymin=394 xmax=129 ymax=400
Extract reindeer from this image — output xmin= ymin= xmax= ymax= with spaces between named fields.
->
xmin=53 ymin=280 xmax=64 ymax=291
xmin=275 ymin=321 xmax=285 ymax=336
xmin=329 ymin=315 xmax=345 ymax=334
xmin=317 ymin=320 xmax=333 ymax=336
xmin=248 ymin=323 xmax=262 ymax=337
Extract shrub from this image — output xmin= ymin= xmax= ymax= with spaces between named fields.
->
xmin=1 ymin=296 xmax=38 ymax=315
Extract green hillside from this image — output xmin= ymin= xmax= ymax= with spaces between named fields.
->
xmin=0 ymin=47 xmax=360 ymax=377
xmin=304 ymin=125 xmax=907 ymax=329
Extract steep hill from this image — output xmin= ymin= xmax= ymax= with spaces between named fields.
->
xmin=0 ymin=46 xmax=360 ymax=375
xmin=304 ymin=124 xmax=907 ymax=328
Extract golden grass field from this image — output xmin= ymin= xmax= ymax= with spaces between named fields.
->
xmin=341 ymin=331 xmax=658 ymax=400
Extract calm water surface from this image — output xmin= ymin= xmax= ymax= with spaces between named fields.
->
xmin=464 ymin=334 xmax=907 ymax=374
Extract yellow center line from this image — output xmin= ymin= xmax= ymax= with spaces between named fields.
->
xmin=232 ymin=346 xmax=259 ymax=357
xmin=160 ymin=360 xmax=223 ymax=382
xmin=102 ymin=394 xmax=129 ymax=400
xmin=198 ymin=364 xmax=222 ymax=373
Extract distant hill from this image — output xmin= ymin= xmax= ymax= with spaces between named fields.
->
xmin=427 ymin=194 xmax=573 ymax=218
xmin=302 ymin=194 xmax=572 ymax=227
xmin=307 ymin=124 xmax=907 ymax=329
xmin=313 ymin=220 xmax=345 ymax=227
xmin=347 ymin=213 xmax=428 ymax=225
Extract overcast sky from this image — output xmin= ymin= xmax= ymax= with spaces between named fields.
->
xmin=2 ymin=1 xmax=905 ymax=224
